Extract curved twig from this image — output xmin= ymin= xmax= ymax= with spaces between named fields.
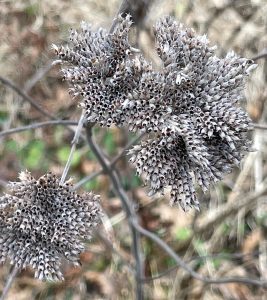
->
xmin=85 ymin=124 xmax=144 ymax=299
xmin=142 ymin=251 xmax=261 ymax=282
xmin=0 ymin=76 xmax=56 ymax=120
xmin=132 ymin=221 xmax=267 ymax=287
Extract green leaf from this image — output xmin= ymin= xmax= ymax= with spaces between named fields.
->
xmin=211 ymin=258 xmax=222 ymax=269
xmin=193 ymin=238 xmax=206 ymax=255
xmin=131 ymin=174 xmax=142 ymax=188
xmin=23 ymin=140 xmax=45 ymax=169
xmin=84 ymin=178 xmax=100 ymax=191
xmin=103 ymin=131 xmax=116 ymax=155
xmin=5 ymin=140 xmax=19 ymax=153
xmin=0 ymin=111 xmax=8 ymax=124
xmin=24 ymin=3 xmax=39 ymax=16
xmin=175 ymin=227 xmax=192 ymax=241
xmin=57 ymin=146 xmax=81 ymax=167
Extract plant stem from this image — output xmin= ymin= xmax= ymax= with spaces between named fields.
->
xmin=0 ymin=266 xmax=19 ymax=300
xmin=60 ymin=112 xmax=85 ymax=184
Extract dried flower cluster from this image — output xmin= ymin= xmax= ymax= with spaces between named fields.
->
xmin=0 ymin=172 xmax=101 ymax=280
xmin=55 ymin=16 xmax=256 ymax=210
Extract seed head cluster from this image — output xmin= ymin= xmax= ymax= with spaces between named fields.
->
xmin=55 ymin=16 xmax=256 ymax=210
xmin=0 ymin=171 xmax=101 ymax=280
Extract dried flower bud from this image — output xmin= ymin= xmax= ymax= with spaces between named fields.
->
xmin=0 ymin=171 xmax=102 ymax=281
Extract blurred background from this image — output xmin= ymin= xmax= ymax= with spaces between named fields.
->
xmin=0 ymin=0 xmax=267 ymax=299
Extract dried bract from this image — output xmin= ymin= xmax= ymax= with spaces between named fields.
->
xmin=0 ymin=171 xmax=101 ymax=280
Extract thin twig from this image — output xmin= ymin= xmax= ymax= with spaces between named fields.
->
xmin=95 ymin=229 xmax=134 ymax=273
xmin=194 ymin=179 xmax=267 ymax=234
xmin=0 ymin=266 xmax=19 ymax=300
xmin=0 ymin=120 xmax=78 ymax=138
xmin=60 ymin=112 xmax=85 ymax=184
xmin=85 ymin=124 xmax=144 ymax=300
xmin=73 ymin=133 xmax=144 ymax=190
xmin=111 ymin=133 xmax=144 ymax=166
xmin=252 ymin=123 xmax=267 ymax=130
xmin=142 ymin=251 xmax=261 ymax=282
xmin=132 ymin=221 xmax=267 ymax=287
xmin=0 ymin=75 xmax=86 ymax=141
xmin=0 ymin=76 xmax=56 ymax=120
xmin=24 ymin=61 xmax=53 ymax=93
xmin=251 ymin=49 xmax=267 ymax=61
xmin=73 ymin=170 xmax=103 ymax=190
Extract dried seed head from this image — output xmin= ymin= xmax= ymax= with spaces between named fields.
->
xmin=0 ymin=171 xmax=102 ymax=281
xmin=55 ymin=16 xmax=256 ymax=211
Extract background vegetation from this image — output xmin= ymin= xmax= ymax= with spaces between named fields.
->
xmin=0 ymin=0 xmax=267 ymax=299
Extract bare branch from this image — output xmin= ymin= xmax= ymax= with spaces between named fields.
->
xmin=24 ymin=61 xmax=53 ymax=93
xmin=85 ymin=124 xmax=144 ymax=299
xmin=142 ymin=251 xmax=261 ymax=282
xmin=252 ymin=123 xmax=267 ymax=130
xmin=194 ymin=179 xmax=267 ymax=234
xmin=251 ymin=49 xmax=267 ymax=61
xmin=73 ymin=133 xmax=144 ymax=190
xmin=0 ymin=120 xmax=78 ymax=138
xmin=132 ymin=221 xmax=267 ymax=287
xmin=0 ymin=76 xmax=56 ymax=120
xmin=111 ymin=133 xmax=144 ymax=165
xmin=73 ymin=170 xmax=102 ymax=190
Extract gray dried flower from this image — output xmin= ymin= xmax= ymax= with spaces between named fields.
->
xmin=55 ymin=16 xmax=256 ymax=210
xmin=128 ymin=18 xmax=256 ymax=210
xmin=0 ymin=171 xmax=101 ymax=280
xmin=53 ymin=14 xmax=135 ymax=127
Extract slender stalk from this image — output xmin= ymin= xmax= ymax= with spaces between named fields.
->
xmin=251 ymin=49 xmax=267 ymax=61
xmin=142 ymin=251 xmax=261 ymax=282
xmin=60 ymin=112 xmax=85 ymax=184
xmin=85 ymin=124 xmax=144 ymax=300
xmin=0 ymin=120 xmax=78 ymax=138
xmin=0 ymin=76 xmax=56 ymax=120
xmin=0 ymin=266 xmax=19 ymax=300
xmin=73 ymin=170 xmax=102 ymax=190
xmin=0 ymin=75 xmax=86 ymax=141
xmin=73 ymin=133 xmax=144 ymax=190
xmin=132 ymin=220 xmax=267 ymax=287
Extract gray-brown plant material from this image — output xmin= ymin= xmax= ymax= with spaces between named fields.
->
xmin=55 ymin=15 xmax=256 ymax=211
xmin=0 ymin=171 xmax=102 ymax=281
xmin=53 ymin=14 xmax=135 ymax=127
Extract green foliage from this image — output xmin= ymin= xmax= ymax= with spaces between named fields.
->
xmin=131 ymin=174 xmax=142 ymax=188
xmin=221 ymin=222 xmax=231 ymax=235
xmin=193 ymin=238 xmax=206 ymax=255
xmin=103 ymin=131 xmax=116 ymax=155
xmin=0 ymin=111 xmax=8 ymax=124
xmin=24 ymin=2 xmax=39 ymax=17
xmin=5 ymin=140 xmax=19 ymax=153
xmin=175 ymin=227 xmax=192 ymax=241
xmin=84 ymin=178 xmax=100 ymax=191
xmin=22 ymin=140 xmax=46 ymax=170
xmin=57 ymin=146 xmax=81 ymax=167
